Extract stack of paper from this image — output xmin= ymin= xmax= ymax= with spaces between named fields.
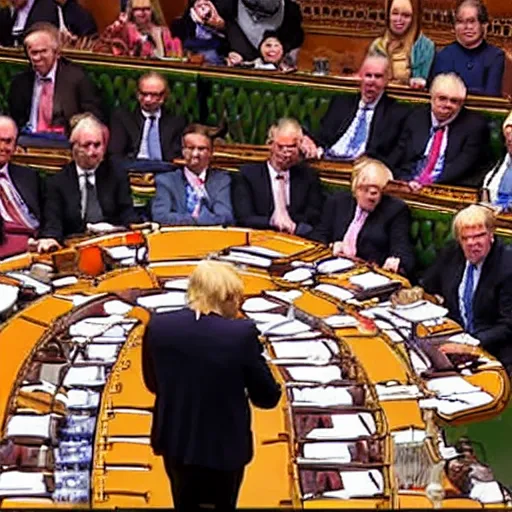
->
xmin=420 ymin=391 xmax=493 ymax=415
xmin=63 ymin=366 xmax=106 ymax=387
xmin=426 ymin=376 xmax=480 ymax=396
xmin=136 ymin=291 xmax=186 ymax=309
xmin=320 ymin=470 xmax=383 ymax=499
xmin=448 ymin=333 xmax=481 ymax=346
xmin=470 ymin=481 xmax=504 ymax=503
xmin=52 ymin=276 xmax=78 ymax=288
xmin=218 ymin=252 xmax=272 ymax=268
xmin=324 ymin=315 xmax=359 ymax=328
xmin=7 ymin=272 xmax=51 ymax=295
xmin=242 ymin=297 xmax=279 ymax=313
xmin=5 ymin=414 xmax=55 ymax=440
xmin=163 ymin=278 xmax=189 ymax=290
xmin=375 ymin=383 xmax=422 ymax=401
xmin=317 ymin=258 xmax=354 ymax=274
xmin=66 ymin=389 xmax=100 ymax=409
xmin=391 ymin=428 xmax=426 ymax=445
xmin=0 ymin=283 xmax=19 ymax=314
xmin=265 ymin=290 xmax=303 ymax=303
xmin=314 ymin=284 xmax=354 ymax=301
xmin=283 ymin=268 xmax=314 ymax=283
xmin=392 ymin=301 xmax=448 ymax=323
xmin=300 ymin=442 xmax=352 ymax=463
xmin=349 ymin=272 xmax=392 ymax=290
xmin=0 ymin=472 xmax=48 ymax=496
xmin=272 ymin=340 xmax=337 ymax=361
xmin=104 ymin=246 xmax=137 ymax=260
xmin=291 ymin=386 xmax=354 ymax=407
xmin=258 ymin=319 xmax=311 ymax=336
xmin=286 ymin=365 xmax=342 ymax=384
xmin=84 ymin=343 xmax=120 ymax=362
xmin=103 ymin=300 xmax=133 ymax=315
xmin=229 ymin=245 xmax=284 ymax=257
xmin=307 ymin=413 xmax=376 ymax=439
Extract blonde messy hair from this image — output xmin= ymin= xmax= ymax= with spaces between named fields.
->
xmin=452 ymin=204 xmax=496 ymax=239
xmin=266 ymin=117 xmax=303 ymax=144
xmin=187 ymin=260 xmax=244 ymax=318
xmin=351 ymin=157 xmax=393 ymax=194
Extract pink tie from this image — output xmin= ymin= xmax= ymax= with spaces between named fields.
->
xmin=36 ymin=78 xmax=54 ymax=133
xmin=342 ymin=207 xmax=368 ymax=257
xmin=270 ymin=173 xmax=293 ymax=228
xmin=0 ymin=174 xmax=36 ymax=229
xmin=417 ymin=127 xmax=445 ymax=185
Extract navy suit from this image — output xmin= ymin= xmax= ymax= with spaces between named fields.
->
xmin=311 ymin=191 xmax=415 ymax=277
xmin=40 ymin=161 xmax=138 ymax=242
xmin=142 ymin=308 xmax=281 ymax=508
xmin=232 ymin=161 xmax=323 ymax=237
xmin=151 ymin=167 xmax=234 ymax=226
xmin=421 ymin=240 xmax=512 ymax=367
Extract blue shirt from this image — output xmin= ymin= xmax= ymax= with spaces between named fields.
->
xmin=431 ymin=41 xmax=504 ymax=97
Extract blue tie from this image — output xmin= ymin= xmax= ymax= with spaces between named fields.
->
xmin=147 ymin=116 xmax=162 ymax=160
xmin=346 ymin=106 xmax=370 ymax=157
xmin=496 ymin=164 xmax=512 ymax=208
xmin=462 ymin=263 xmax=476 ymax=333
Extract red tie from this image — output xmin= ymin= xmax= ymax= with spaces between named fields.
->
xmin=417 ymin=127 xmax=445 ymax=185
xmin=36 ymin=78 xmax=54 ymax=133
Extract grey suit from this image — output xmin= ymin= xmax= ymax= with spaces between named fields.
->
xmin=151 ymin=167 xmax=234 ymax=226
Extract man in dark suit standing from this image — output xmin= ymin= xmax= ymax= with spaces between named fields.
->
xmin=0 ymin=115 xmax=43 ymax=258
xmin=142 ymin=260 xmax=281 ymax=510
xmin=36 ymin=114 xmax=138 ymax=253
xmin=390 ymin=72 xmax=491 ymax=189
xmin=151 ymin=124 xmax=234 ymax=226
xmin=421 ymin=205 xmax=512 ymax=371
xmin=0 ymin=0 xmax=97 ymax=47
xmin=301 ymin=53 xmax=410 ymax=165
xmin=108 ymin=72 xmax=186 ymax=168
xmin=8 ymin=22 xmax=103 ymax=134
xmin=232 ymin=117 xmax=323 ymax=237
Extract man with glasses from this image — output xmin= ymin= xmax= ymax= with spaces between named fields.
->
xmin=108 ymin=72 xmax=186 ymax=168
xmin=421 ymin=204 xmax=512 ymax=373
xmin=431 ymin=0 xmax=504 ymax=97
xmin=8 ymin=22 xmax=102 ymax=134
xmin=232 ymin=117 xmax=323 ymax=237
xmin=36 ymin=114 xmax=138 ymax=253
xmin=390 ymin=72 xmax=491 ymax=189
xmin=151 ymin=124 xmax=234 ymax=226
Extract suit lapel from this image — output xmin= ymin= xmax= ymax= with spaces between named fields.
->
xmin=414 ymin=108 xmax=432 ymax=156
xmin=289 ymin=165 xmax=304 ymax=215
xmin=260 ymin=163 xmax=274 ymax=213
xmin=67 ymin=163 xmax=83 ymax=225
xmin=175 ymin=169 xmax=188 ymax=212
xmin=8 ymin=165 xmax=34 ymax=214
xmin=94 ymin=162 xmax=111 ymax=216
xmin=473 ymin=242 xmax=498 ymax=310
xmin=134 ymin=109 xmax=145 ymax=150
xmin=335 ymin=94 xmax=360 ymax=141
xmin=443 ymin=111 xmax=465 ymax=165
xmin=367 ymin=94 xmax=387 ymax=143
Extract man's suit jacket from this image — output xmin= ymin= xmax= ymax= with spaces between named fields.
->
xmin=421 ymin=240 xmax=512 ymax=366
xmin=313 ymin=92 xmax=410 ymax=165
xmin=232 ymin=161 xmax=323 ymax=237
xmin=0 ymin=0 xmax=58 ymax=47
xmin=142 ymin=308 xmax=281 ymax=470
xmin=8 ymin=57 xmax=103 ymax=132
xmin=0 ymin=163 xmax=44 ymax=243
xmin=40 ymin=161 xmax=138 ymax=241
xmin=151 ymin=167 xmax=234 ymax=226
xmin=108 ymin=107 xmax=186 ymax=163
xmin=311 ymin=191 xmax=415 ymax=277
xmin=60 ymin=0 xmax=97 ymax=36
xmin=390 ymin=105 xmax=492 ymax=186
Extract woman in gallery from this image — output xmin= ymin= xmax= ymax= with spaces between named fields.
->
xmin=369 ymin=0 xmax=435 ymax=88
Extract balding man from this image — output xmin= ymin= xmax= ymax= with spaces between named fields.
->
xmin=391 ymin=72 xmax=491 ymax=189
xmin=0 ymin=116 xmax=43 ymax=258
xmin=232 ymin=118 xmax=323 ymax=237
xmin=421 ymin=205 xmax=512 ymax=372
xmin=108 ymin=72 xmax=186 ymax=167
xmin=8 ymin=22 xmax=102 ymax=135
xmin=37 ymin=115 xmax=138 ymax=253
xmin=301 ymin=53 xmax=410 ymax=164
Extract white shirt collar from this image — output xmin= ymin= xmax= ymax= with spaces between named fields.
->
xmin=360 ymin=91 xmax=383 ymax=110
xmin=36 ymin=60 xmax=58 ymax=82
xmin=141 ymin=108 xmax=162 ymax=120
xmin=431 ymin=108 xmax=461 ymax=128
xmin=267 ymin=161 xmax=289 ymax=178
xmin=0 ymin=163 xmax=8 ymax=175
xmin=184 ymin=166 xmax=207 ymax=182
xmin=76 ymin=164 xmax=97 ymax=177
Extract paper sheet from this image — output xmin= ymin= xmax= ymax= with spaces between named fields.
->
xmin=0 ymin=283 xmax=19 ymax=313
xmin=283 ymin=267 xmax=314 ymax=283
xmin=272 ymin=340 xmax=335 ymax=361
xmin=258 ymin=319 xmax=311 ymax=336
xmin=0 ymin=472 xmax=48 ymax=496
xmin=7 ymin=271 xmax=51 ymax=295
xmin=470 ymin=481 xmax=503 ymax=504
xmin=448 ymin=333 xmax=481 ymax=346
xmin=324 ymin=470 xmax=383 ymax=498
xmin=136 ymin=291 xmax=186 ymax=308
xmin=291 ymin=386 xmax=353 ymax=407
xmin=6 ymin=414 xmax=53 ymax=438
xmin=426 ymin=376 xmax=481 ymax=396
xmin=103 ymin=300 xmax=133 ymax=315
xmin=163 ymin=278 xmax=189 ymax=290
xmin=392 ymin=301 xmax=448 ymax=323
xmin=85 ymin=343 xmax=120 ymax=361
xmin=314 ymin=284 xmax=354 ymax=301
xmin=420 ymin=391 xmax=493 ymax=415
xmin=286 ymin=365 xmax=342 ymax=383
xmin=302 ymin=442 xmax=352 ymax=463
xmin=265 ymin=290 xmax=303 ymax=303
xmin=104 ymin=246 xmax=137 ymax=260
xmin=218 ymin=252 xmax=272 ymax=268
xmin=242 ymin=297 xmax=279 ymax=313
xmin=246 ymin=312 xmax=288 ymax=324
xmin=349 ymin=272 xmax=392 ymax=289
xmin=67 ymin=389 xmax=100 ymax=409
xmin=52 ymin=276 xmax=78 ymax=287
xmin=324 ymin=315 xmax=359 ymax=328
xmin=317 ymin=257 xmax=355 ymax=274
xmin=375 ymin=383 xmax=422 ymax=401
xmin=392 ymin=428 xmax=426 ymax=445
xmin=63 ymin=366 xmax=106 ymax=387
xmin=307 ymin=412 xmax=376 ymax=439
xmin=229 ymin=245 xmax=284 ymax=257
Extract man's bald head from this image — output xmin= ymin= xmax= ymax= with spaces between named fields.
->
xmin=359 ymin=53 xmax=390 ymax=104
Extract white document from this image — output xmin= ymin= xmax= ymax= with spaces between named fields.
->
xmin=302 ymin=442 xmax=352 ymax=463
xmin=218 ymin=252 xmax=272 ymax=268
xmin=392 ymin=428 xmax=426 ymax=445
xmin=307 ymin=413 xmax=376 ymax=440
xmin=259 ymin=319 xmax=311 ymax=336
xmin=375 ymin=383 xmax=422 ymax=401
xmin=265 ymin=290 xmax=303 ymax=303
xmin=107 ymin=436 xmax=151 ymax=445
xmin=448 ymin=333 xmax=481 ymax=346
xmin=7 ymin=271 xmax=51 ymax=295
xmin=5 ymin=414 xmax=53 ymax=439
xmin=229 ymin=245 xmax=284 ymax=257
xmin=0 ymin=283 xmax=19 ymax=314
xmin=272 ymin=340 xmax=334 ymax=361
xmin=410 ymin=350 xmax=430 ymax=373
xmin=470 ymin=481 xmax=503 ymax=504
xmin=104 ymin=246 xmax=137 ymax=260
xmin=325 ymin=470 xmax=383 ymax=498
xmin=283 ymin=267 xmax=314 ymax=283
xmin=426 ymin=376 xmax=481 ymax=396
xmin=324 ymin=315 xmax=358 ymax=328
xmin=420 ymin=391 xmax=493 ymax=415
xmin=63 ymin=366 xmax=106 ymax=387
xmin=286 ymin=365 xmax=342 ymax=384
xmin=52 ymin=276 xmax=78 ymax=288
xmin=362 ymin=306 xmax=411 ymax=328
xmin=163 ymin=278 xmax=189 ymax=290
xmin=246 ymin=312 xmax=288 ymax=324
xmin=136 ymin=291 xmax=186 ymax=308
xmin=349 ymin=272 xmax=392 ymax=289
xmin=67 ymin=389 xmax=100 ymax=409
xmin=317 ymin=257 xmax=354 ymax=274
xmin=57 ymin=293 xmax=106 ymax=306
xmin=86 ymin=343 xmax=120 ymax=362
xmin=87 ymin=222 xmax=121 ymax=234
xmin=242 ymin=297 xmax=279 ymax=313
xmin=314 ymin=284 xmax=354 ymax=301
xmin=103 ymin=300 xmax=133 ymax=315
xmin=392 ymin=301 xmax=448 ymax=323
xmin=291 ymin=386 xmax=353 ymax=407
xmin=0 ymin=472 xmax=48 ymax=496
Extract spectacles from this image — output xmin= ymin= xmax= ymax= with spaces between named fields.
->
xmin=76 ymin=141 xmax=102 ymax=149
xmin=138 ymin=90 xmax=165 ymax=99
xmin=455 ymin=17 xmax=480 ymax=27
xmin=183 ymin=145 xmax=210 ymax=152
